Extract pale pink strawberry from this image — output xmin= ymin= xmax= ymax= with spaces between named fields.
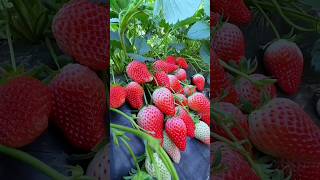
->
xmin=174 ymin=69 xmax=187 ymax=82
xmin=195 ymin=121 xmax=210 ymax=145
xmin=165 ymin=117 xmax=187 ymax=151
xmin=192 ymin=74 xmax=205 ymax=91
xmin=126 ymin=61 xmax=153 ymax=84
xmin=175 ymin=106 xmax=195 ymax=138
xmin=163 ymin=131 xmax=181 ymax=163
xmin=152 ymin=87 xmax=175 ymax=116
xmin=154 ymin=71 xmax=170 ymax=88
xmin=174 ymin=93 xmax=188 ymax=107
xmin=168 ymin=75 xmax=184 ymax=93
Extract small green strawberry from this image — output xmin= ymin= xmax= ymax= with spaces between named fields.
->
xmin=145 ymin=153 xmax=171 ymax=180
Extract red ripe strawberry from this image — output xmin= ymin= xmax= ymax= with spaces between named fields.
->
xmin=264 ymin=39 xmax=304 ymax=95
xmin=212 ymin=102 xmax=249 ymax=140
xmin=184 ymin=85 xmax=196 ymax=97
xmin=163 ymin=131 xmax=181 ymax=163
xmin=199 ymin=112 xmax=210 ymax=126
xmin=86 ymin=144 xmax=109 ymax=179
xmin=213 ymin=0 xmax=252 ymax=26
xmin=249 ymin=98 xmax=320 ymax=161
xmin=137 ymin=105 xmax=164 ymax=142
xmin=212 ymin=142 xmax=259 ymax=179
xmin=0 ymin=77 xmax=52 ymax=148
xmin=213 ymin=23 xmax=245 ymax=64
xmin=174 ymin=68 xmax=187 ymax=82
xmin=235 ymin=73 xmax=277 ymax=112
xmin=195 ymin=121 xmax=210 ymax=144
xmin=175 ymin=57 xmax=188 ymax=69
xmin=211 ymin=50 xmax=240 ymax=104
xmin=50 ymin=64 xmax=106 ymax=151
xmin=168 ymin=75 xmax=184 ymax=93
xmin=126 ymin=61 xmax=153 ymax=84
xmin=152 ymin=87 xmax=175 ymax=116
xmin=278 ymin=159 xmax=320 ymax=180
xmin=175 ymin=106 xmax=195 ymax=138
xmin=192 ymin=74 xmax=205 ymax=91
xmin=154 ymin=71 xmax=170 ymax=88
xmin=188 ymin=92 xmax=210 ymax=113
xmin=153 ymin=60 xmax=178 ymax=73
xmin=165 ymin=117 xmax=187 ymax=151
xmin=174 ymin=93 xmax=188 ymax=107
xmin=110 ymin=85 xmax=126 ymax=109
xmin=211 ymin=12 xmax=222 ymax=27
xmin=125 ymin=82 xmax=144 ymax=110
xmin=52 ymin=0 xmax=107 ymax=70
xmin=166 ymin=56 xmax=176 ymax=65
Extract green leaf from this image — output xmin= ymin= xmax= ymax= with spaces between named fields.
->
xmin=153 ymin=0 xmax=162 ymax=17
xmin=128 ymin=53 xmax=155 ymax=62
xmin=162 ymin=0 xmax=202 ymax=24
xmin=203 ymin=0 xmax=210 ymax=17
xmin=134 ymin=37 xmax=151 ymax=55
xmin=200 ymin=42 xmax=210 ymax=64
xmin=187 ymin=21 xmax=210 ymax=40
xmin=169 ymin=43 xmax=185 ymax=52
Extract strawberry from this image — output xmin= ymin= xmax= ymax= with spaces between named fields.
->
xmin=212 ymin=22 xmax=245 ymax=64
xmin=212 ymin=102 xmax=249 ymax=140
xmin=166 ymin=56 xmax=176 ymax=65
xmin=86 ymin=144 xmax=109 ymax=179
xmin=212 ymin=12 xmax=222 ymax=27
xmin=174 ymin=93 xmax=188 ymax=107
xmin=174 ymin=68 xmax=187 ymax=82
xmin=153 ymin=60 xmax=178 ymax=73
xmin=192 ymin=74 xmax=205 ymax=91
xmin=0 ymin=77 xmax=52 ymax=148
xmin=199 ymin=112 xmax=210 ymax=126
xmin=212 ymin=142 xmax=259 ymax=179
xmin=194 ymin=121 xmax=210 ymax=145
xmin=152 ymin=87 xmax=175 ymax=116
xmin=235 ymin=73 xmax=277 ymax=112
xmin=52 ymin=0 xmax=107 ymax=70
xmin=249 ymin=98 xmax=320 ymax=161
xmin=110 ymin=85 xmax=126 ymax=109
xmin=175 ymin=57 xmax=188 ymax=69
xmin=137 ymin=105 xmax=164 ymax=142
xmin=165 ymin=117 xmax=187 ymax=151
xmin=154 ymin=71 xmax=170 ymax=88
xmin=213 ymin=0 xmax=252 ymax=26
xmin=211 ymin=49 xmax=240 ymax=104
xmin=145 ymin=153 xmax=171 ymax=180
xmin=163 ymin=131 xmax=181 ymax=163
xmin=125 ymin=82 xmax=144 ymax=110
xmin=168 ymin=75 xmax=184 ymax=93
xmin=183 ymin=85 xmax=196 ymax=97
xmin=50 ymin=64 xmax=106 ymax=151
xmin=126 ymin=61 xmax=153 ymax=84
xmin=264 ymin=39 xmax=304 ymax=95
xmin=278 ymin=159 xmax=320 ymax=180
xmin=175 ymin=106 xmax=195 ymax=138
xmin=188 ymin=92 xmax=210 ymax=113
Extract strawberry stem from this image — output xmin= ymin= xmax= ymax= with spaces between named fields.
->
xmin=5 ymin=21 xmax=16 ymax=72
xmin=0 ymin=145 xmax=68 ymax=180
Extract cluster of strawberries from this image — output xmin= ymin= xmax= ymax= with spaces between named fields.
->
xmin=211 ymin=0 xmax=320 ymax=179
xmin=110 ymin=56 xmax=210 ymax=166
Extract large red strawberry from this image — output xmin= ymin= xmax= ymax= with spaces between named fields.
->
xmin=212 ymin=0 xmax=252 ymax=26
xmin=175 ymin=106 xmax=195 ymax=138
xmin=235 ymin=73 xmax=277 ymax=112
xmin=86 ymin=144 xmax=109 ymax=179
xmin=188 ymin=92 xmax=210 ymax=113
xmin=249 ymin=98 xmax=320 ymax=161
xmin=278 ymin=159 xmax=320 ymax=180
xmin=175 ymin=57 xmax=188 ymax=69
xmin=0 ymin=77 xmax=52 ymax=148
xmin=166 ymin=56 xmax=176 ymax=65
xmin=52 ymin=0 xmax=107 ymax=70
xmin=125 ymin=81 xmax=144 ymax=110
xmin=126 ymin=61 xmax=153 ymax=84
xmin=153 ymin=60 xmax=178 ymax=74
xmin=154 ymin=71 xmax=170 ymax=88
xmin=212 ymin=142 xmax=259 ymax=180
xmin=165 ymin=117 xmax=187 ymax=151
xmin=213 ymin=23 xmax=245 ymax=64
xmin=212 ymin=102 xmax=249 ymax=140
xmin=110 ymin=85 xmax=126 ymax=109
xmin=152 ymin=87 xmax=175 ymax=116
xmin=174 ymin=68 xmax=187 ymax=82
xmin=50 ymin=64 xmax=106 ymax=151
xmin=264 ymin=39 xmax=304 ymax=95
xmin=211 ymin=49 xmax=240 ymax=104
xmin=192 ymin=74 xmax=205 ymax=91
xmin=168 ymin=75 xmax=184 ymax=93
xmin=137 ymin=105 xmax=164 ymax=142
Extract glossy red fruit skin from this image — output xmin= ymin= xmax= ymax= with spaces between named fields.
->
xmin=165 ymin=117 xmax=187 ymax=151
xmin=212 ymin=102 xmax=249 ymax=140
xmin=154 ymin=71 xmax=170 ymax=88
xmin=52 ymin=0 xmax=107 ymax=70
xmin=125 ymin=82 xmax=144 ymax=110
xmin=0 ymin=77 xmax=52 ymax=148
xmin=278 ymin=159 xmax=320 ymax=180
xmin=175 ymin=57 xmax=188 ymax=69
xmin=175 ymin=106 xmax=195 ymax=138
xmin=211 ymin=49 xmax=240 ymax=105
xmin=213 ymin=23 xmax=245 ymax=64
xmin=249 ymin=98 xmax=320 ymax=161
xmin=199 ymin=112 xmax=210 ymax=126
xmin=188 ymin=92 xmax=210 ymax=113
xmin=264 ymin=39 xmax=304 ymax=95
xmin=192 ymin=74 xmax=205 ymax=91
xmin=168 ymin=75 xmax=184 ymax=94
xmin=212 ymin=142 xmax=260 ymax=180
xmin=137 ymin=105 xmax=164 ymax=142
xmin=110 ymin=85 xmax=126 ymax=109
xmin=126 ymin=61 xmax=153 ymax=84
xmin=152 ymin=87 xmax=175 ymax=116
xmin=213 ymin=0 xmax=252 ymax=26
xmin=50 ymin=64 xmax=106 ymax=151
xmin=153 ymin=60 xmax=179 ymax=74
xmin=166 ymin=56 xmax=176 ymax=65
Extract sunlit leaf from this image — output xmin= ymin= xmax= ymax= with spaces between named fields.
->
xmin=187 ymin=21 xmax=210 ymax=40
